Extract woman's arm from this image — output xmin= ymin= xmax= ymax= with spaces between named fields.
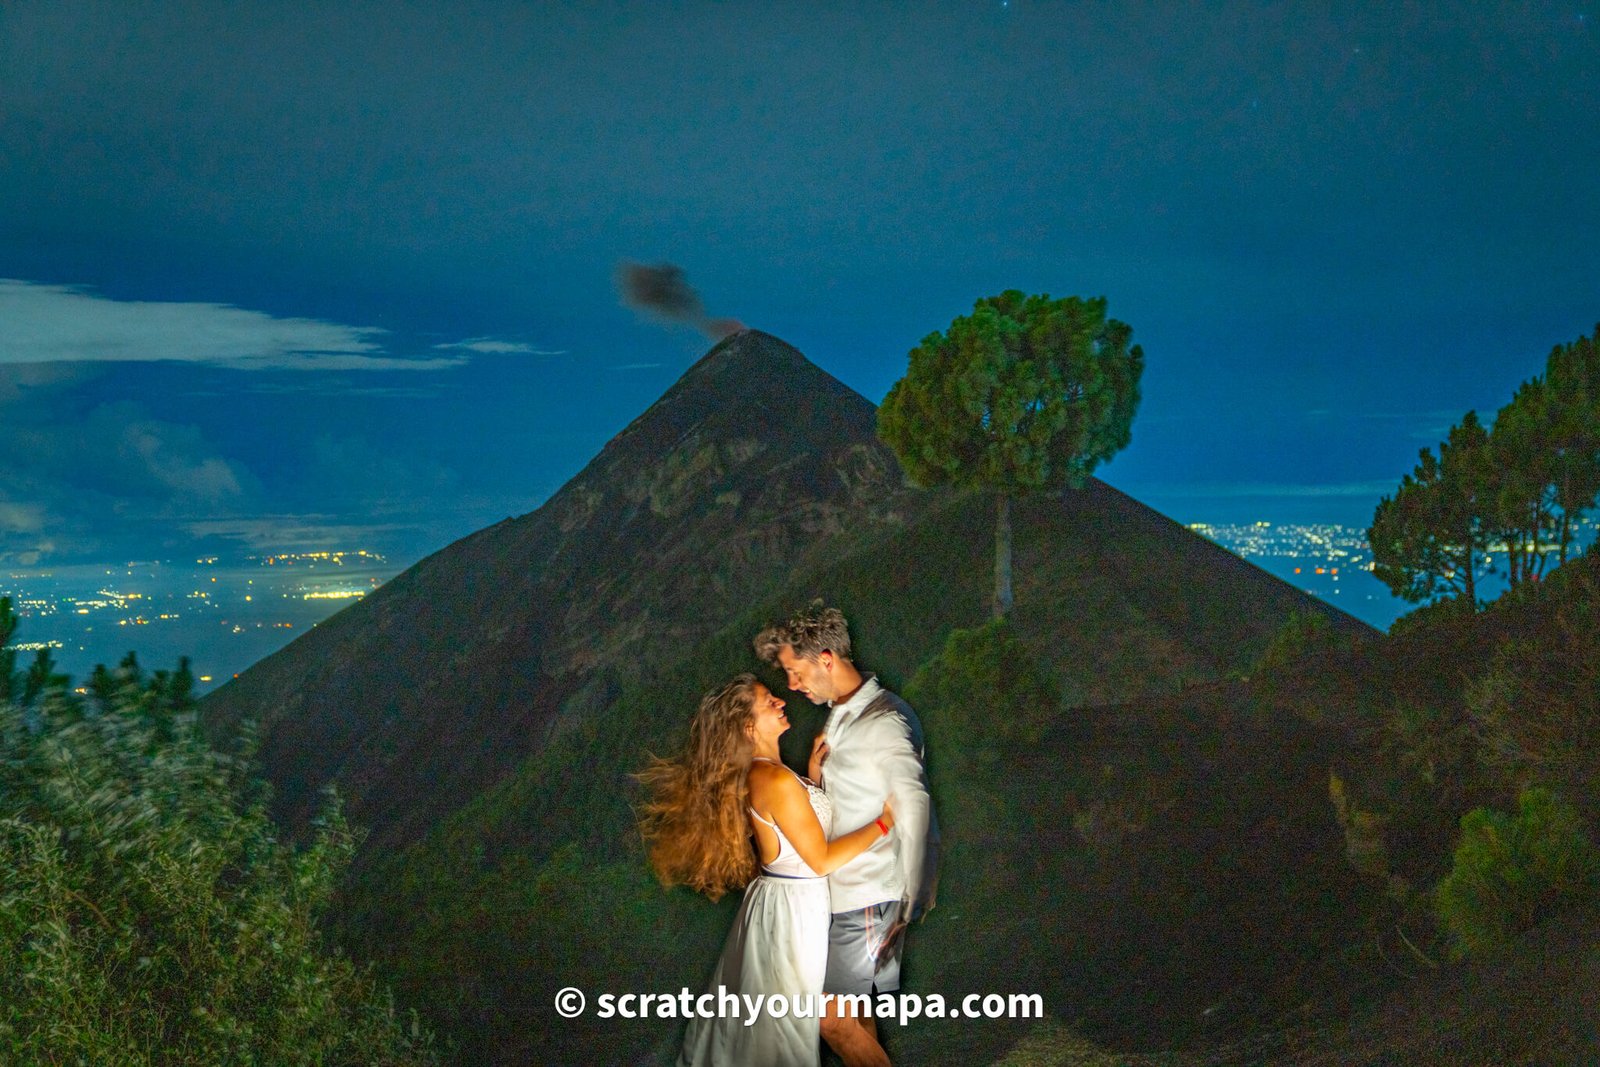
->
xmin=752 ymin=767 xmax=892 ymax=876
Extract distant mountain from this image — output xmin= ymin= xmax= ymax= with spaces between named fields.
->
xmin=202 ymin=331 xmax=922 ymax=847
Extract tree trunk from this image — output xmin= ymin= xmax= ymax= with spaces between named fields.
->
xmin=1559 ymin=469 xmax=1573 ymax=564
xmin=1531 ymin=502 xmax=1544 ymax=579
xmin=993 ymin=492 xmax=1014 ymax=619
xmin=1464 ymin=521 xmax=1476 ymax=608
xmin=1505 ymin=523 xmax=1520 ymax=588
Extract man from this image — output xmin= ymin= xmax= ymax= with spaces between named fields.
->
xmin=754 ymin=604 xmax=938 ymax=1067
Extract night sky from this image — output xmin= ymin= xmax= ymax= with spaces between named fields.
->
xmin=2 ymin=1 xmax=1597 ymax=568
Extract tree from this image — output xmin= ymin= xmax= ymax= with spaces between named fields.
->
xmin=1372 ymin=326 xmax=1600 ymax=610
xmin=1543 ymin=326 xmax=1600 ymax=563
xmin=1368 ymin=411 xmax=1497 ymax=608
xmin=877 ymin=291 xmax=1143 ymax=617
xmin=1489 ymin=379 xmax=1561 ymax=586
xmin=0 ymin=609 xmax=438 ymax=1064
xmin=1491 ymin=327 xmax=1600 ymax=576
xmin=0 ymin=597 xmax=15 ymax=703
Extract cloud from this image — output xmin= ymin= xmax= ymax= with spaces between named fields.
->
xmin=434 ymin=337 xmax=568 ymax=355
xmin=0 ymin=279 xmax=463 ymax=371
xmin=181 ymin=515 xmax=421 ymax=552
xmin=0 ymin=500 xmax=48 ymax=535
xmin=177 ymin=382 xmax=454 ymax=399
xmin=1131 ymin=480 xmax=1397 ymax=498
xmin=611 ymin=362 xmax=662 ymax=370
xmin=227 ymin=353 xmax=464 ymax=371
xmin=0 ymin=399 xmax=262 ymax=563
xmin=0 ymin=361 xmax=88 ymax=404
xmin=75 ymin=402 xmax=258 ymax=506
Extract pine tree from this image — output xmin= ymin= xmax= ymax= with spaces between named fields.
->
xmin=878 ymin=290 xmax=1143 ymax=617
xmin=1538 ymin=326 xmax=1600 ymax=564
xmin=1369 ymin=411 xmax=1496 ymax=607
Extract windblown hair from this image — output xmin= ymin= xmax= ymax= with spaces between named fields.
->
xmin=635 ymin=674 xmax=763 ymax=900
xmin=753 ymin=601 xmax=853 ymax=665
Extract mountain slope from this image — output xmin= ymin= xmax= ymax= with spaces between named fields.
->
xmin=202 ymin=330 xmax=919 ymax=848
xmin=203 ymin=330 xmax=1372 ymax=858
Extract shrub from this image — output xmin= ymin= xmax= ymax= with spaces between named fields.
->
xmin=1328 ymin=771 xmax=1391 ymax=880
xmin=1252 ymin=608 xmax=1341 ymax=680
xmin=1464 ymin=564 xmax=1600 ymax=819
xmin=904 ymin=619 xmax=1059 ymax=749
xmin=0 ymin=616 xmax=437 ymax=1065
xmin=1386 ymin=592 xmax=1476 ymax=638
xmin=1433 ymin=787 xmax=1600 ymax=959
xmin=1379 ymin=700 xmax=1481 ymax=811
xmin=903 ymin=620 xmax=1060 ymax=902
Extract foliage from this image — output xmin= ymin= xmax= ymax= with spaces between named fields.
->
xmin=1490 ymin=326 xmax=1600 ymax=578
xmin=1380 ymin=701 xmax=1479 ymax=801
xmin=1433 ymin=787 xmax=1600 ymax=960
xmin=1542 ymin=326 xmax=1600 ymax=560
xmin=903 ymin=620 xmax=1060 ymax=911
xmin=904 ymin=619 xmax=1060 ymax=749
xmin=1328 ymin=770 xmax=1392 ymax=880
xmin=1369 ymin=324 xmax=1600 ymax=610
xmin=1250 ymin=608 xmax=1346 ymax=681
xmin=1386 ymin=593 xmax=1475 ymax=637
xmin=1490 ymin=380 xmax=1563 ymax=585
xmin=1464 ymin=556 xmax=1600 ymax=821
xmin=1368 ymin=411 xmax=1497 ymax=607
xmin=0 ymin=602 xmax=436 ymax=1066
xmin=878 ymin=290 xmax=1143 ymax=616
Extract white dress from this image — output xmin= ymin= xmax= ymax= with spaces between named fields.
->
xmin=678 ymin=761 xmax=834 ymax=1067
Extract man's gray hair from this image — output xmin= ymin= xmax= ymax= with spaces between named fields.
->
xmin=753 ymin=602 xmax=853 ymax=665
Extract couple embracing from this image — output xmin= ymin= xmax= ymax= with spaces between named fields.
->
xmin=638 ymin=604 xmax=939 ymax=1067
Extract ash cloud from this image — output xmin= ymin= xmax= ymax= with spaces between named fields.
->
xmin=616 ymin=262 xmax=743 ymax=340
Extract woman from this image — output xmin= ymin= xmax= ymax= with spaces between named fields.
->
xmin=637 ymin=673 xmax=895 ymax=1067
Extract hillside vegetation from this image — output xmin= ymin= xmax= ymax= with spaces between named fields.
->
xmin=0 ymin=602 xmax=436 ymax=1066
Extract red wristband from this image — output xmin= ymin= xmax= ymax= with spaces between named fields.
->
xmin=875 ymin=818 xmax=890 ymax=836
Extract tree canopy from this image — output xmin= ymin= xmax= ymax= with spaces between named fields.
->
xmin=1369 ymin=325 xmax=1600 ymax=611
xmin=878 ymin=290 xmax=1143 ymax=615
xmin=1369 ymin=411 xmax=1497 ymax=607
xmin=878 ymin=290 xmax=1142 ymax=495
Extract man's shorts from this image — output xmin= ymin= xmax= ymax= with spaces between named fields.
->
xmin=824 ymin=899 xmax=906 ymax=995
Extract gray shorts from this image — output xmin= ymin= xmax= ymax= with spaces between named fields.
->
xmin=824 ymin=900 xmax=906 ymax=995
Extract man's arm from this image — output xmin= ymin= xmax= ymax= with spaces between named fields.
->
xmin=861 ymin=709 xmax=932 ymax=917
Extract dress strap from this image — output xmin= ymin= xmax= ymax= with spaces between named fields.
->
xmin=749 ymin=757 xmax=808 ymax=830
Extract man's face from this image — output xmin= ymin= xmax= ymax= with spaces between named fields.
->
xmin=776 ymin=644 xmax=834 ymax=705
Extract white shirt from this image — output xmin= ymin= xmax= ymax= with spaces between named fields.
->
xmin=821 ymin=675 xmax=936 ymax=915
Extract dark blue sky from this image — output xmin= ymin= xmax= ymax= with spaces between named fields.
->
xmin=2 ymin=1 xmax=1597 ymax=566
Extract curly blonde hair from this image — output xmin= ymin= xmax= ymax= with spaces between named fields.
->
xmin=635 ymin=674 xmax=762 ymax=900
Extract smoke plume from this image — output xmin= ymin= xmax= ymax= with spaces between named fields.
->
xmin=616 ymin=262 xmax=743 ymax=340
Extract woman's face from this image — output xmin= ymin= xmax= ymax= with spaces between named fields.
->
xmin=747 ymin=683 xmax=790 ymax=746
